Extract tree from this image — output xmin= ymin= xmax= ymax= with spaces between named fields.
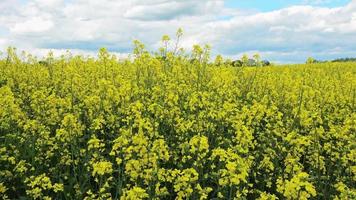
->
xmin=306 ymin=57 xmax=316 ymax=64
xmin=262 ymin=60 xmax=271 ymax=66
xmin=232 ymin=60 xmax=242 ymax=67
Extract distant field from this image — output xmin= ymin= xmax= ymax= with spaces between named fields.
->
xmin=0 ymin=48 xmax=355 ymax=199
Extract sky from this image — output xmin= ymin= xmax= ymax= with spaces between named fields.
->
xmin=0 ymin=0 xmax=355 ymax=63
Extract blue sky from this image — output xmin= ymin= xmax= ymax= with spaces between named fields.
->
xmin=0 ymin=0 xmax=355 ymax=63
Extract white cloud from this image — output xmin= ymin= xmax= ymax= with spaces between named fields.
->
xmin=0 ymin=0 xmax=355 ymax=63
xmin=0 ymin=38 xmax=8 ymax=47
xmin=10 ymin=17 xmax=54 ymax=34
xmin=302 ymin=0 xmax=331 ymax=5
xmin=124 ymin=1 xmax=224 ymax=20
xmin=33 ymin=0 xmax=63 ymax=8
xmin=199 ymin=2 xmax=356 ymax=61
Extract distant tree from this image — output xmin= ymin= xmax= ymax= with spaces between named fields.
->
xmin=232 ymin=60 xmax=242 ymax=67
xmin=262 ymin=60 xmax=270 ymax=66
xmin=38 ymin=60 xmax=49 ymax=66
xmin=306 ymin=57 xmax=317 ymax=64
xmin=247 ymin=59 xmax=257 ymax=66
xmin=237 ymin=54 xmax=270 ymax=67
xmin=224 ymin=58 xmax=233 ymax=66
xmin=332 ymin=57 xmax=356 ymax=62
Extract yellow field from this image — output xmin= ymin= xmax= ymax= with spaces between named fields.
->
xmin=0 ymin=47 xmax=355 ymax=199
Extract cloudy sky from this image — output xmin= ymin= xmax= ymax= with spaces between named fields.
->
xmin=0 ymin=0 xmax=355 ymax=63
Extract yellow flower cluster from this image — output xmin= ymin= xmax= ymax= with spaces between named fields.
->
xmin=24 ymin=174 xmax=63 ymax=199
xmin=92 ymin=161 xmax=113 ymax=176
xmin=277 ymin=172 xmax=316 ymax=200
xmin=0 ymin=41 xmax=355 ymax=199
